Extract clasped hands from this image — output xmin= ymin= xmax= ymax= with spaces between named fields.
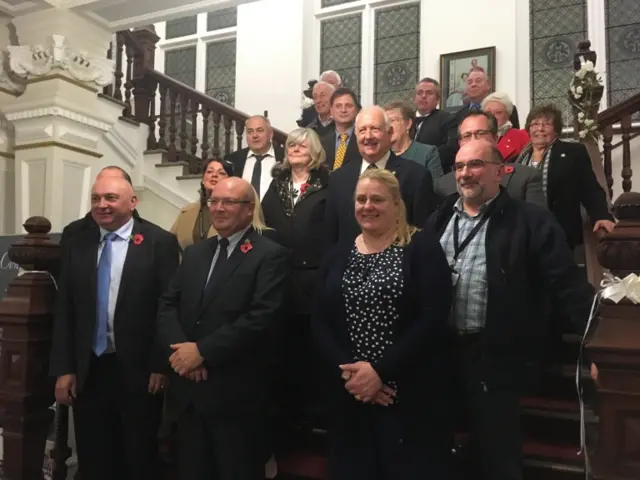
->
xmin=339 ymin=361 xmax=395 ymax=407
xmin=169 ymin=342 xmax=208 ymax=382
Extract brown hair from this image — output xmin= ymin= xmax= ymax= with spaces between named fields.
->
xmin=525 ymin=104 xmax=563 ymax=134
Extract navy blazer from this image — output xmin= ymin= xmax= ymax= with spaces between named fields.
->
xmin=311 ymin=229 xmax=452 ymax=420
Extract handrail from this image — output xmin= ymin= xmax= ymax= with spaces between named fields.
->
xmin=145 ymin=69 xmax=288 ymax=144
xmin=598 ymin=92 xmax=640 ymax=126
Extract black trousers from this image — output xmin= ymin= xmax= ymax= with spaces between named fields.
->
xmin=453 ymin=333 xmax=523 ymax=480
xmin=328 ymin=402 xmax=450 ymax=480
xmin=73 ymin=354 xmax=163 ymax=480
xmin=176 ymin=405 xmax=265 ymax=480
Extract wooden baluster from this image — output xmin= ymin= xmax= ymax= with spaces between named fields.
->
xmin=235 ymin=119 xmax=245 ymax=151
xmin=147 ymin=80 xmax=158 ymax=150
xmin=102 ymin=42 xmax=113 ymax=97
xmin=179 ymin=94 xmax=188 ymax=164
xmin=123 ymin=44 xmax=134 ymax=118
xmin=602 ymin=125 xmax=614 ymax=199
xmin=621 ymin=115 xmax=632 ymax=193
xmin=157 ymin=84 xmax=167 ymax=150
xmin=168 ymin=90 xmax=178 ymax=162
xmin=201 ymin=107 xmax=211 ymax=163
xmin=50 ymin=404 xmax=71 ymax=480
xmin=114 ymin=34 xmax=124 ymax=102
xmin=190 ymin=98 xmax=199 ymax=173
xmin=212 ymin=112 xmax=221 ymax=158
xmin=223 ymin=115 xmax=232 ymax=158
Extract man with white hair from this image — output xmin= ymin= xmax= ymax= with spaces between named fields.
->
xmin=325 ymin=105 xmax=440 ymax=243
xmin=297 ymin=71 xmax=342 ymax=129
xmin=307 ymin=81 xmax=336 ymax=137
xmin=319 ymin=70 xmax=342 ymax=88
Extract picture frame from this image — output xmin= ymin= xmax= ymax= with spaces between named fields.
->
xmin=440 ymin=47 xmax=496 ymax=112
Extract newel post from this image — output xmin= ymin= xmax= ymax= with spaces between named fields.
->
xmin=0 ymin=217 xmax=62 ymax=479
xmin=587 ymin=192 xmax=640 ymax=480
xmin=130 ymin=25 xmax=160 ymax=149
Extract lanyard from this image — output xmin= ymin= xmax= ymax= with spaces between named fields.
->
xmin=452 ymin=202 xmax=496 ymax=262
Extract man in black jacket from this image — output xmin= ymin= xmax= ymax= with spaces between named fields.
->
xmin=427 ymin=139 xmax=595 ymax=480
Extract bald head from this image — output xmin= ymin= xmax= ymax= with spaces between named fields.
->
xmin=91 ymin=175 xmax=137 ymax=231
xmin=209 ymin=177 xmax=255 ymax=237
xmin=97 ymin=166 xmax=132 ymax=185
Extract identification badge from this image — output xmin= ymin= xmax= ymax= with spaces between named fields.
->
xmin=451 ymin=271 xmax=460 ymax=286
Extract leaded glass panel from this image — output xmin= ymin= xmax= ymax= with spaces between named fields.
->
xmin=374 ymin=4 xmax=420 ymax=105
xmin=606 ymin=0 xmax=640 ymax=114
xmin=206 ymin=40 xmax=237 ymax=154
xmin=165 ymin=47 xmax=197 ymax=88
xmin=320 ymin=14 xmax=362 ymax=95
xmin=165 ymin=16 xmax=197 ymax=39
xmin=207 ymin=7 xmax=237 ymax=31
xmin=322 ymin=0 xmax=357 ymax=7
xmin=529 ymin=0 xmax=587 ymax=127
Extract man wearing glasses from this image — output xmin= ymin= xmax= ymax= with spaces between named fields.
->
xmin=426 ymin=139 xmax=595 ymax=480
xmin=156 ymin=177 xmax=288 ymax=480
xmin=434 ymin=111 xmax=545 ymax=208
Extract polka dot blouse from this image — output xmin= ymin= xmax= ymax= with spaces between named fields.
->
xmin=342 ymin=243 xmax=403 ymax=391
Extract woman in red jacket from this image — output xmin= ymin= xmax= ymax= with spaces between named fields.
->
xmin=483 ymin=92 xmax=529 ymax=162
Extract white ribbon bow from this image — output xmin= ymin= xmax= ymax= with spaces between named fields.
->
xmin=600 ymin=272 xmax=640 ymax=304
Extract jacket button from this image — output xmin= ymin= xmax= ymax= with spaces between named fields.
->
xmin=196 ymin=321 xmax=201 ymax=325
xmin=302 ymin=261 xmax=307 ymax=265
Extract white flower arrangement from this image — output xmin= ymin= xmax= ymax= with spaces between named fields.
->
xmin=301 ymin=95 xmax=314 ymax=109
xmin=569 ymin=60 xmax=603 ymax=140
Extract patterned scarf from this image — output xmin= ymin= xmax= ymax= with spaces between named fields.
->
xmin=515 ymin=137 xmax=558 ymax=198
xmin=274 ymin=168 xmax=326 ymax=217
xmin=497 ymin=121 xmax=513 ymax=140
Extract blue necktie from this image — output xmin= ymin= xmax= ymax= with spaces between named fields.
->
xmin=94 ymin=232 xmax=116 ymax=356
xmin=470 ymin=103 xmax=481 ymax=111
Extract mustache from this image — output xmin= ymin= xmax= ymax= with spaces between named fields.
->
xmin=362 ymin=139 xmax=379 ymax=146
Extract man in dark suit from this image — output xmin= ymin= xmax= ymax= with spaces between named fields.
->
xmin=156 ymin=177 xmax=288 ymax=480
xmin=326 ymin=105 xmax=440 ymax=244
xmin=224 ymin=115 xmax=284 ymax=202
xmin=435 ymin=111 xmax=546 ymax=208
xmin=320 ymin=87 xmax=360 ymax=170
xmin=413 ymin=77 xmax=459 ymax=173
xmin=50 ymin=175 xmax=180 ymax=480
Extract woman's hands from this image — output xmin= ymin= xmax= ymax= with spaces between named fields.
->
xmin=340 ymin=361 xmax=396 ymax=406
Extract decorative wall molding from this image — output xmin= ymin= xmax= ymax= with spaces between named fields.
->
xmin=0 ymin=53 xmax=26 ymax=96
xmin=5 ymin=106 xmax=111 ymax=132
xmin=7 ymin=34 xmax=115 ymax=87
xmin=59 ymin=131 xmax=99 ymax=149
xmin=14 ymin=141 xmax=103 ymax=158
xmin=102 ymin=125 xmax=140 ymax=168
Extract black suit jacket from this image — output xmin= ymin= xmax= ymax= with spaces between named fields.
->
xmin=224 ymin=144 xmax=285 ymax=179
xmin=321 ymin=130 xmax=360 ymax=169
xmin=545 ymin=140 xmax=613 ymax=249
xmin=414 ymin=109 xmax=458 ymax=173
xmin=50 ymin=218 xmax=180 ymax=393
xmin=60 ymin=210 xmax=142 ymax=249
xmin=262 ymin=168 xmax=330 ymax=315
xmin=326 ymin=153 xmax=440 ymax=244
xmin=156 ymin=228 xmax=289 ymax=416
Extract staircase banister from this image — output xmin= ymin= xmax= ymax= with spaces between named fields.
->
xmin=117 ymin=29 xmax=144 ymax=55
xmin=144 ymin=69 xmax=288 ymax=146
xmin=597 ymin=91 xmax=640 ymax=126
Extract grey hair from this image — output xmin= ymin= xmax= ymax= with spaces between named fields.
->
xmin=355 ymin=105 xmax=392 ymax=131
xmin=312 ymin=81 xmax=336 ymax=94
xmin=320 ymin=70 xmax=342 ymax=85
xmin=275 ymin=128 xmax=327 ymax=173
xmin=482 ymin=92 xmax=514 ymax=116
xmin=246 ymin=115 xmax=272 ymax=128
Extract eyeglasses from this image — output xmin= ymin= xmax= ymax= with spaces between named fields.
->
xmin=529 ymin=121 xmax=554 ymax=129
xmin=459 ymin=129 xmax=491 ymax=141
xmin=207 ymin=198 xmax=252 ymax=207
xmin=453 ymin=159 xmax=502 ymax=172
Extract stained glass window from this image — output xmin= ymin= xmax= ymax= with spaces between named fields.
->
xmin=605 ymin=0 xmax=640 ymax=111
xmin=374 ymin=4 xmax=420 ymax=105
xmin=165 ymin=16 xmax=197 ymax=39
xmin=207 ymin=7 xmax=237 ymax=31
xmin=322 ymin=0 xmax=357 ymax=7
xmin=320 ymin=14 xmax=362 ymax=95
xmin=530 ymin=0 xmax=587 ymax=126
xmin=206 ymin=39 xmax=236 ymax=107
xmin=165 ymin=47 xmax=197 ymax=88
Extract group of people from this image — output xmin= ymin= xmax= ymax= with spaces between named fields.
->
xmin=48 ymin=69 xmax=615 ymax=480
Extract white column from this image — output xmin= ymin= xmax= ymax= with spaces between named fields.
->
xmin=2 ymin=9 xmax=116 ymax=233
xmin=587 ymin=0 xmax=608 ymax=110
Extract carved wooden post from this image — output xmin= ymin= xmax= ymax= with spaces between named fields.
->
xmin=587 ymin=192 xmax=640 ymax=480
xmin=0 ymin=217 xmax=61 ymax=479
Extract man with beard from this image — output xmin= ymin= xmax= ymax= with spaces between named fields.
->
xmin=326 ymin=105 xmax=439 ymax=243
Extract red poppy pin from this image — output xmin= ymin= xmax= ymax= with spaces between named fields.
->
xmin=240 ymin=239 xmax=253 ymax=254
xmin=504 ymin=166 xmax=514 ymax=174
xmin=131 ymin=233 xmax=144 ymax=245
xmin=300 ymin=183 xmax=310 ymax=195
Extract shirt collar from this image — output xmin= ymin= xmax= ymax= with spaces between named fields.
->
xmin=100 ymin=217 xmax=134 ymax=242
xmin=218 ymin=225 xmax=251 ymax=251
xmin=361 ymin=150 xmax=391 ymax=173
xmin=453 ymin=192 xmax=499 ymax=219
xmin=249 ymin=145 xmax=275 ymax=159
xmin=336 ymin=126 xmax=354 ymax=139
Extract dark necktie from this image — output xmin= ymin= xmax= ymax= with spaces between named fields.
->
xmin=366 ymin=163 xmax=378 ymax=170
xmin=251 ymin=154 xmax=264 ymax=197
xmin=469 ymin=103 xmax=482 ymax=111
xmin=207 ymin=237 xmax=229 ymax=285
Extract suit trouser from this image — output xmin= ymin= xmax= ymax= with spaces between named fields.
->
xmin=453 ymin=333 xmax=523 ymax=480
xmin=176 ymin=404 xmax=265 ymax=480
xmin=73 ymin=353 xmax=163 ymax=480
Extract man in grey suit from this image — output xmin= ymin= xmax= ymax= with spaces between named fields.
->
xmin=434 ymin=111 xmax=546 ymax=208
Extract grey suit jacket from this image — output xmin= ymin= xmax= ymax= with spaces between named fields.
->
xmin=434 ymin=164 xmax=546 ymax=208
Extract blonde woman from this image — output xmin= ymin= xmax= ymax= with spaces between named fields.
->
xmin=311 ymin=168 xmax=453 ymax=479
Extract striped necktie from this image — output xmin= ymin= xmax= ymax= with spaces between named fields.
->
xmin=333 ymin=133 xmax=349 ymax=170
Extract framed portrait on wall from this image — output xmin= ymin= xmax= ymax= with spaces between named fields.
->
xmin=440 ymin=47 xmax=496 ymax=112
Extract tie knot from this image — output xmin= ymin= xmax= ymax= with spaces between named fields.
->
xmin=218 ymin=237 xmax=229 ymax=249
xmin=253 ymin=154 xmax=264 ymax=162
xmin=340 ymin=133 xmax=349 ymax=141
xmin=103 ymin=232 xmax=117 ymax=243
xmin=366 ymin=163 xmax=378 ymax=170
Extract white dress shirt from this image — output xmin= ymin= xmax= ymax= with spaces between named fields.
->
xmin=360 ymin=150 xmax=391 ymax=174
xmin=242 ymin=145 xmax=276 ymax=201
xmin=97 ymin=217 xmax=134 ymax=351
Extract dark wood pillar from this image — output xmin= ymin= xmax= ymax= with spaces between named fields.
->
xmin=0 ymin=217 xmax=62 ymax=479
xmin=587 ymin=192 xmax=640 ymax=479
